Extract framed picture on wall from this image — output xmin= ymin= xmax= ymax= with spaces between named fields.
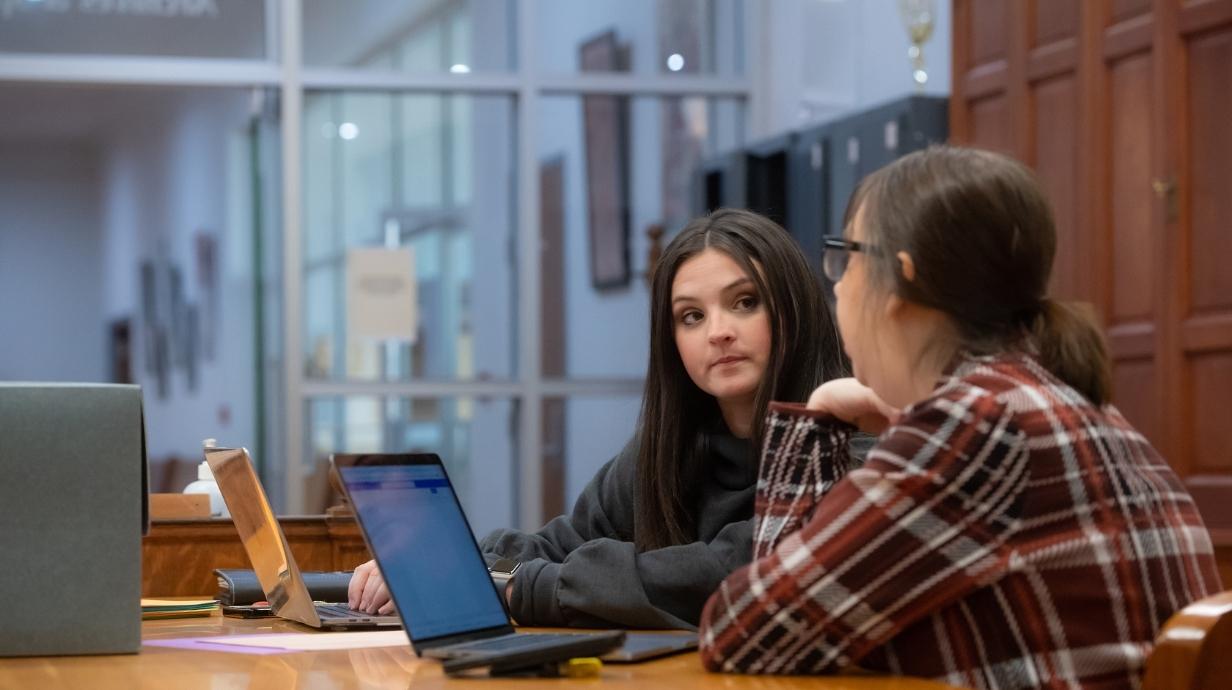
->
xmin=580 ymin=29 xmax=631 ymax=290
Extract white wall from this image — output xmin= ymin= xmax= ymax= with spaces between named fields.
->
xmin=0 ymin=144 xmax=106 ymax=383
xmin=99 ymin=90 xmax=257 ymax=464
xmin=755 ymin=0 xmax=952 ymax=137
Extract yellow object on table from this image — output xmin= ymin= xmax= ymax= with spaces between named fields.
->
xmin=558 ymin=657 xmax=603 ymax=678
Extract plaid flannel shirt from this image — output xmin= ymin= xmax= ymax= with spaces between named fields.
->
xmin=699 ymin=352 xmax=1221 ymax=690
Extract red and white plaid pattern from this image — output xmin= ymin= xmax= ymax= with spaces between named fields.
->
xmin=699 ymin=352 xmax=1221 ymax=689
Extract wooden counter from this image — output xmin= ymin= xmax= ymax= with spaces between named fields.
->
xmin=143 ymin=515 xmax=370 ymax=597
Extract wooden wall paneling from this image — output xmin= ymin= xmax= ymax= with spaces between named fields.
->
xmin=1176 ymin=3 xmax=1232 ymax=479
xmin=1107 ymin=53 xmax=1156 ymax=324
xmin=1148 ymin=0 xmax=1185 ymax=478
xmin=1028 ymin=0 xmax=1084 ymax=303
xmin=1103 ymin=53 xmax=1158 ymax=436
xmin=968 ymin=95 xmax=1013 ymax=153
xmin=964 ymin=61 xmax=1009 ymax=98
xmin=1008 ymin=0 xmax=1032 ymax=163
xmin=954 ymin=0 xmax=1232 ymax=578
xmin=1112 ymin=0 xmax=1154 ymax=24
xmin=1027 ymin=38 xmax=1080 ymax=81
xmin=1184 ymin=27 xmax=1232 ymax=316
xmin=971 ymin=0 xmax=1010 ymax=65
xmin=1113 ymin=360 xmax=1164 ymax=446
xmin=1032 ymin=75 xmax=1081 ymax=301
xmin=950 ymin=0 xmax=972 ymax=142
xmin=952 ymin=0 xmax=1007 ymax=152
xmin=1034 ymin=0 xmax=1080 ymax=46
xmin=1179 ymin=0 xmax=1232 ymax=34
xmin=1181 ymin=316 xmax=1232 ymax=354
xmin=1105 ymin=13 xmax=1155 ymax=59
xmin=1078 ymin=0 xmax=1111 ymax=313
xmin=1190 ymin=354 xmax=1232 ymax=474
xmin=1104 ymin=1 xmax=1164 ymax=443
xmin=953 ymin=0 xmax=1029 ymax=160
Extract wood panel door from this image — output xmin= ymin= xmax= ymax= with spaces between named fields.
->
xmin=950 ymin=0 xmax=1232 ymax=489
xmin=1101 ymin=0 xmax=1168 ymax=454
xmin=952 ymin=0 xmax=1018 ymax=157
xmin=1166 ymin=0 xmax=1232 ymax=481
xmin=953 ymin=0 xmax=1169 ymax=447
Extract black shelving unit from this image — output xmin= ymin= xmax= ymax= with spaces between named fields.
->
xmin=693 ymin=95 xmax=949 ymax=277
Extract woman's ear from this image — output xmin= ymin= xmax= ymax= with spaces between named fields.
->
xmin=896 ymin=251 xmax=917 ymax=283
xmin=881 ymin=251 xmax=918 ymax=320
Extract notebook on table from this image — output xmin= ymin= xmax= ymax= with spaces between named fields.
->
xmin=330 ymin=452 xmax=625 ymax=673
xmin=205 ymin=446 xmax=401 ymax=630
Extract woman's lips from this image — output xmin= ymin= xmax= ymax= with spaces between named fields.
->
xmin=711 ymin=355 xmax=747 ymax=369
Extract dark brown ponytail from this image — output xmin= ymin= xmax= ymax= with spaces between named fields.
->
xmin=1030 ymin=300 xmax=1111 ymax=406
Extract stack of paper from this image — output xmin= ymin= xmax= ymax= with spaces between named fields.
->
xmin=141 ymin=598 xmax=218 ymax=620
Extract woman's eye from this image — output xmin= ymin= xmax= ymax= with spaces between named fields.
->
xmin=680 ymin=310 xmax=702 ymax=326
xmin=734 ymin=295 xmax=759 ymax=311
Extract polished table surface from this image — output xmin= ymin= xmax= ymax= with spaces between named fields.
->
xmin=0 ymin=613 xmax=961 ymax=689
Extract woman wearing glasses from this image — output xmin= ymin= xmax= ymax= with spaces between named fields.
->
xmin=699 ymin=146 xmax=1220 ymax=688
xmin=350 ymin=208 xmax=863 ymax=629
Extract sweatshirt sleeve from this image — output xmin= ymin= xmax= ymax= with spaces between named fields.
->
xmin=484 ymin=428 xmax=872 ymax=630
xmin=509 ymin=517 xmax=754 ymax=630
xmin=479 ymin=437 xmax=637 ymax=566
xmin=482 ymin=435 xmax=754 ymax=630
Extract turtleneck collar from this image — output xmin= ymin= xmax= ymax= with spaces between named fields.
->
xmin=704 ymin=424 xmax=757 ymax=490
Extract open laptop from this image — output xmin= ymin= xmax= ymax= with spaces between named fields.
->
xmin=205 ymin=446 xmax=401 ymax=630
xmin=330 ymin=453 xmax=625 ymax=669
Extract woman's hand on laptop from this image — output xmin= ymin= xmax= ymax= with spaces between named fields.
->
xmin=348 ymin=560 xmax=395 ymax=615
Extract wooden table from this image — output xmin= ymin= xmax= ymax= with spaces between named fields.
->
xmin=0 ymin=613 xmax=961 ymax=689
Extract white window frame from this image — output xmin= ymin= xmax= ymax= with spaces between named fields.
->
xmin=0 ymin=0 xmax=760 ymax=529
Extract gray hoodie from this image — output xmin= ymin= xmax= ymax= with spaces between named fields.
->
xmin=480 ymin=430 xmax=763 ymax=630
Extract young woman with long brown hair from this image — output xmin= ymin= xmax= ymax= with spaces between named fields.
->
xmin=350 ymin=208 xmax=859 ymax=629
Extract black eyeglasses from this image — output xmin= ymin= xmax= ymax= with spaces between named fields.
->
xmin=821 ymin=237 xmax=873 ymax=282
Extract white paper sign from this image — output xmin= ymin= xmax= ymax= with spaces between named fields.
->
xmin=346 ymin=247 xmax=417 ymax=342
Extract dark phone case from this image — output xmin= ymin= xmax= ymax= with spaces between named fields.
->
xmin=221 ymin=604 xmax=276 ymax=619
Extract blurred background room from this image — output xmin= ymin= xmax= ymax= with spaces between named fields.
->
xmin=2 ymin=0 xmax=1227 ymax=548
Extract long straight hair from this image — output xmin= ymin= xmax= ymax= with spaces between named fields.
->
xmin=846 ymin=146 xmax=1111 ymax=405
xmin=635 ymin=208 xmax=846 ymax=551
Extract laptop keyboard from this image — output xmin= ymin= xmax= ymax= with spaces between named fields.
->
xmin=315 ymin=604 xmax=372 ymax=619
xmin=449 ymin=633 xmax=589 ymax=654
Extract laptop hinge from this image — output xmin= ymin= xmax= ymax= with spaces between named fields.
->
xmin=416 ymin=624 xmax=516 ymax=651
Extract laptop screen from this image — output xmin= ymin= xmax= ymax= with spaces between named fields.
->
xmin=339 ymin=462 xmax=509 ymax=641
xmin=207 ymin=446 xmax=323 ymax=627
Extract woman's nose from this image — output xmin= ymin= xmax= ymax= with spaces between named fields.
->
xmin=708 ymin=314 xmax=735 ymax=343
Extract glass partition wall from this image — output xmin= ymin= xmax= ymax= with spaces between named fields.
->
xmin=0 ymin=0 xmax=752 ymax=534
